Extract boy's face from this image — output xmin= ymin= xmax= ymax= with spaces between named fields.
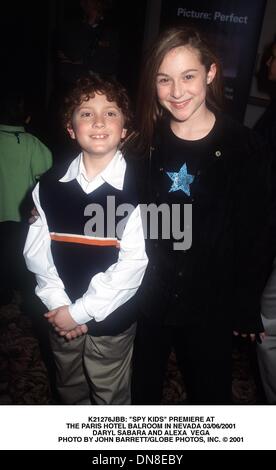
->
xmin=67 ymin=92 xmax=127 ymax=161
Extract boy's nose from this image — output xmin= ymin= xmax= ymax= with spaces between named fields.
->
xmin=93 ymin=118 xmax=105 ymax=128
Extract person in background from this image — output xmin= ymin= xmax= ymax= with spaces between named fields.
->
xmin=130 ymin=26 xmax=270 ymax=405
xmin=254 ymin=34 xmax=276 ymax=153
xmin=0 ymin=91 xmax=52 ymax=305
xmin=49 ymin=0 xmax=120 ymax=158
xmin=254 ymin=35 xmax=276 ymax=404
xmin=24 ymin=75 xmax=148 ymax=405
xmin=57 ymin=0 xmax=119 ymax=87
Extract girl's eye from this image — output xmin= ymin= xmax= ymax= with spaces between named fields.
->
xmin=157 ymin=77 xmax=170 ymax=84
xmin=184 ymin=74 xmax=194 ymax=80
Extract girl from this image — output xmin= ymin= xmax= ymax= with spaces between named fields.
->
xmin=131 ymin=26 xmax=270 ymax=405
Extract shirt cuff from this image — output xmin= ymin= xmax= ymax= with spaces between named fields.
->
xmin=69 ymin=298 xmax=94 ymax=324
xmin=36 ymin=287 xmax=71 ymax=311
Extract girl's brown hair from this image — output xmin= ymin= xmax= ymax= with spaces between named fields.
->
xmin=135 ymin=26 xmax=223 ymax=151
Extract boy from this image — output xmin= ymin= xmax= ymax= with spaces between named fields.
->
xmin=24 ymin=75 xmax=148 ymax=405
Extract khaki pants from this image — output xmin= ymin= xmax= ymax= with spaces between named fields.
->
xmin=50 ymin=323 xmax=136 ymax=405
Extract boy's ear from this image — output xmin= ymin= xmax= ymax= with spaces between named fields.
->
xmin=121 ymin=128 xmax=127 ymax=139
xmin=67 ymin=126 xmax=76 ymax=140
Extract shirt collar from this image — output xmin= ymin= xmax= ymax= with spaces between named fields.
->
xmin=0 ymin=124 xmax=25 ymax=132
xmin=59 ymin=150 xmax=126 ymax=190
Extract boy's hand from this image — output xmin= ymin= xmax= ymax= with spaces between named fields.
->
xmin=63 ymin=324 xmax=88 ymax=341
xmin=45 ymin=306 xmax=78 ymax=332
xmin=29 ymin=206 xmax=39 ymax=224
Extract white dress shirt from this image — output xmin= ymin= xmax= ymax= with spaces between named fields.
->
xmin=23 ymin=150 xmax=148 ymax=324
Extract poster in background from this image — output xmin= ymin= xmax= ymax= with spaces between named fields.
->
xmin=160 ymin=0 xmax=267 ymax=120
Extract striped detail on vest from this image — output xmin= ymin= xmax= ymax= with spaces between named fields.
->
xmin=50 ymin=232 xmax=120 ymax=248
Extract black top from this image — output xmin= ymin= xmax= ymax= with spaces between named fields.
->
xmin=134 ymin=113 xmax=271 ymax=332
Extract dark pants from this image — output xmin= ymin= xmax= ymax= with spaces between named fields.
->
xmin=132 ymin=315 xmax=233 ymax=405
xmin=0 ymin=221 xmax=28 ymax=299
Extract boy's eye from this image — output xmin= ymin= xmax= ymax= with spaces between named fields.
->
xmin=106 ymin=111 xmax=118 ymax=117
xmin=80 ymin=112 xmax=93 ymax=118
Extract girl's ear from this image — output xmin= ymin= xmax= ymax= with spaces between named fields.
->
xmin=207 ymin=63 xmax=217 ymax=84
xmin=121 ymin=128 xmax=127 ymax=139
xmin=67 ymin=126 xmax=76 ymax=140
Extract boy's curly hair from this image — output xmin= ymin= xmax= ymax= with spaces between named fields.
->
xmin=62 ymin=74 xmax=133 ymax=134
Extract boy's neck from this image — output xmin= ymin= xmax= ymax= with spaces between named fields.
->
xmin=82 ymin=151 xmax=117 ymax=179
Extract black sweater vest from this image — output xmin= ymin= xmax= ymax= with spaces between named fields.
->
xmin=39 ymin=161 xmax=140 ymax=336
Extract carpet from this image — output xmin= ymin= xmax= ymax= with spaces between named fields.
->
xmin=0 ymin=297 xmax=265 ymax=405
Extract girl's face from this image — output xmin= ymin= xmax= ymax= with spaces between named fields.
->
xmin=266 ymin=44 xmax=276 ymax=81
xmin=156 ymin=46 xmax=216 ymax=123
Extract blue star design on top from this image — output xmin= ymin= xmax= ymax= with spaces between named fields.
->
xmin=166 ymin=163 xmax=195 ymax=196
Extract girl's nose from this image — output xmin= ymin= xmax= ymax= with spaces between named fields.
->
xmin=170 ymin=80 xmax=184 ymax=99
